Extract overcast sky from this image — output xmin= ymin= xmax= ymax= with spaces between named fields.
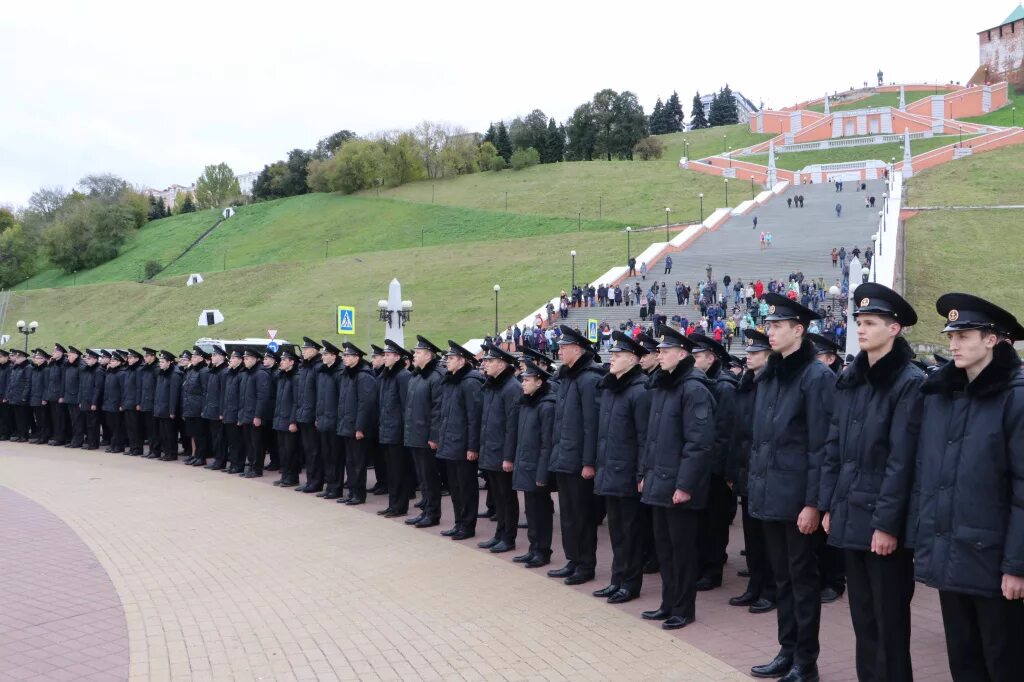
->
xmin=0 ymin=0 xmax=1014 ymax=207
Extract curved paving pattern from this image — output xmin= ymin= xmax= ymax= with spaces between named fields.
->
xmin=0 ymin=486 xmax=129 ymax=681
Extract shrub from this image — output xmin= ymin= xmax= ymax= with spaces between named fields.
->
xmin=144 ymin=260 xmax=162 ymax=279
xmin=510 ymin=147 xmax=540 ymax=170
xmin=632 ymin=136 xmax=666 ymax=160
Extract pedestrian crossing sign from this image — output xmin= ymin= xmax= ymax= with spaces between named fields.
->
xmin=337 ymin=306 xmax=356 ymax=335
xmin=587 ymin=318 xmax=599 ymax=343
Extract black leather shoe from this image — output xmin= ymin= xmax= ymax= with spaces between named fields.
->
xmin=728 ymin=591 xmax=758 ymax=607
xmin=751 ymin=654 xmax=793 ymax=678
xmin=695 ymin=576 xmax=722 ymax=591
xmin=513 ymin=552 xmax=535 ymax=564
xmin=525 ymin=555 xmax=550 ymax=569
xmin=295 ymin=485 xmax=311 ymax=493
xmin=383 ymin=509 xmax=406 ymax=518
xmin=547 ymin=563 xmax=576 ymax=578
xmin=749 ymin=598 xmax=777 ymax=614
xmin=265 ymin=464 xmax=280 ymax=471
xmin=336 ymin=496 xmax=352 ymax=504
xmin=204 ymin=461 xmax=223 ymax=470
xmin=517 ymin=521 xmax=527 ymax=528
xmin=414 ymin=517 xmax=440 ymax=528
xmin=451 ymin=529 xmax=475 ymax=541
xmin=592 ymin=584 xmax=619 ymax=598
xmin=641 ymin=607 xmax=671 ymax=621
xmin=190 ymin=459 xmax=206 ymax=467
xmin=662 ymin=615 xmax=694 ymax=630
xmin=376 ymin=507 xmax=393 ymax=515
xmin=405 ymin=513 xmax=425 ymax=525
xmin=477 ymin=510 xmax=491 ymax=518
xmin=738 ymin=568 xmax=751 ymax=578
xmin=607 ymin=588 xmax=635 ymax=604
xmin=489 ymin=541 xmax=514 ymax=553
xmin=243 ymin=471 xmax=262 ymax=478
xmin=344 ymin=498 xmax=365 ymax=506
xmin=370 ymin=485 xmax=387 ymax=495
xmin=414 ymin=499 xmax=425 ymax=509
xmin=441 ymin=526 xmax=461 ymax=537
xmin=323 ymin=493 xmax=341 ymax=500
xmin=564 ymin=571 xmax=594 ymax=586
xmin=317 ymin=491 xmax=329 ymax=498
xmin=820 ymin=587 xmax=842 ymax=603
xmin=226 ymin=466 xmax=244 ymax=474
xmin=477 ymin=537 xmax=500 ymax=549
xmin=779 ymin=664 xmax=818 ymax=682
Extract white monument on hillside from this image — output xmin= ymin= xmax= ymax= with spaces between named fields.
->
xmin=377 ymin=278 xmax=412 ymax=347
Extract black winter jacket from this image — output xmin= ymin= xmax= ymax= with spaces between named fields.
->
xmin=640 ymin=356 xmax=716 ymax=509
xmin=180 ymin=365 xmax=207 ymax=418
xmin=512 ymin=384 xmax=556 ymax=492
xmin=594 ymin=365 xmax=650 ymax=498
xmin=272 ymin=365 xmax=297 ymax=432
xmin=706 ymin=363 xmax=738 ymax=478
xmin=294 ymin=357 xmax=321 ymax=424
xmin=548 ymin=354 xmax=603 ymax=474
xmin=221 ymin=366 xmax=243 ymax=424
xmin=436 ymin=364 xmax=483 ymax=461
xmin=748 ymin=339 xmax=835 ymax=522
xmin=29 ymin=363 xmax=48 ymax=406
xmin=139 ymin=361 xmax=159 ymax=412
xmin=240 ymin=366 xmax=274 ymax=424
xmin=44 ymin=360 xmax=64 ymax=402
xmin=0 ymin=364 xmax=8 ymax=404
xmin=153 ymin=366 xmax=183 ymax=419
xmin=377 ymin=363 xmax=411 ymax=445
xmin=478 ymin=366 xmax=520 ymax=472
xmin=5 ymin=362 xmax=30 ymax=406
xmin=78 ymin=363 xmax=103 ymax=410
xmin=62 ymin=359 xmax=82 ymax=406
xmin=201 ymin=362 xmax=227 ymax=420
xmin=404 ymin=359 xmax=445 ymax=449
xmin=726 ymin=369 xmax=758 ymax=496
xmin=101 ymin=366 xmax=124 ymax=412
xmin=910 ymin=342 xmax=1024 ymax=598
xmin=337 ymin=361 xmax=378 ymax=438
xmin=121 ymin=363 xmax=141 ymax=410
xmin=314 ymin=360 xmax=341 ymax=433
xmin=819 ymin=337 xmax=923 ymax=551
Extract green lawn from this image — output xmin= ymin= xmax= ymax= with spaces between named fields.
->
xmin=356 ymin=125 xmax=774 ymax=226
xmin=2 ymin=228 xmax=670 ymax=349
xmin=960 ymin=91 xmax=1024 ymax=127
xmin=906 ymin=145 xmax=1024 ymax=206
xmin=806 ymin=91 xmax=934 ymax=113
xmin=742 ymin=136 xmax=974 ymax=171
xmin=904 ymin=209 xmax=1024 ymax=347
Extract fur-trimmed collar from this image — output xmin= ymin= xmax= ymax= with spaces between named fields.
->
xmin=838 ymin=336 xmax=915 ymax=390
xmin=443 ymin=362 xmax=473 ymax=383
xmin=651 ymin=355 xmax=700 ymax=389
xmin=318 ymin=359 xmax=340 ymax=374
xmin=343 ymin=360 xmax=371 ymax=377
xmin=922 ymin=342 xmax=1023 ymax=398
xmin=759 ymin=337 xmax=817 ymax=384
xmin=484 ymin=364 xmax=517 ymax=388
xmin=382 ymin=362 xmax=407 ymax=378
xmin=737 ymin=369 xmax=757 ymax=393
xmin=598 ymin=364 xmax=644 ymax=392
xmin=412 ymin=357 xmax=438 ymax=377
xmin=557 ymin=353 xmax=600 ymax=380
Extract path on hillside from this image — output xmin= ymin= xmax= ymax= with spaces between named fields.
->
xmin=146 ymin=217 xmax=225 ymax=280
xmin=560 ymin=181 xmax=885 ymax=345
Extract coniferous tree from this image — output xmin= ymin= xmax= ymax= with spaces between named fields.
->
xmin=690 ymin=91 xmax=709 ymax=129
xmin=495 ymin=121 xmax=513 ymax=162
xmin=666 ymin=91 xmax=685 ymax=132
xmin=719 ymin=84 xmax=739 ymax=125
xmin=180 ymin=194 xmax=196 ymax=213
xmin=483 ymin=123 xmax=496 ymax=146
xmin=542 ymin=117 xmax=564 ymax=163
xmin=649 ymin=98 xmax=666 ymax=135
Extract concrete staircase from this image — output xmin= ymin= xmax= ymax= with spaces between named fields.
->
xmin=559 ymin=180 xmax=886 ymax=354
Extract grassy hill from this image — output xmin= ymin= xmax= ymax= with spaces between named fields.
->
xmin=961 ymin=91 xmax=1024 ymax=127
xmin=904 ymin=145 xmax=1024 ymax=206
xmin=741 ymin=135 xmax=974 ymax=171
xmin=357 ymin=125 xmax=773 ymax=226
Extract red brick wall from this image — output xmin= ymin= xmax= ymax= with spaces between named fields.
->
xmin=979 ymin=20 xmax=1024 ymax=91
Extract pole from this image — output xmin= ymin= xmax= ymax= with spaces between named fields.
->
xmin=626 ymin=229 xmax=631 ymax=261
xmin=751 ymin=177 xmax=755 ymax=199
xmin=699 ymin=194 xmax=704 ymax=223
xmin=725 ymin=179 xmax=729 ymax=206
xmin=494 ymin=290 xmax=499 ymax=337
xmin=223 ymin=252 xmax=227 ymax=271
xmin=665 ymin=210 xmax=669 ymax=241
xmin=578 ymin=211 xmax=581 ymax=232
xmin=599 ymin=195 xmax=602 ymax=219
xmin=571 ymin=254 xmax=576 ymax=292
xmin=431 ymin=184 xmax=435 ymax=203
xmin=420 ymin=226 xmax=424 ymax=247
xmin=324 ymin=241 xmax=328 ymax=259
xmin=505 ymin=191 xmax=508 ymax=212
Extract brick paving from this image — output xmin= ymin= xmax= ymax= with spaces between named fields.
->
xmin=0 ymin=442 xmax=953 ymax=681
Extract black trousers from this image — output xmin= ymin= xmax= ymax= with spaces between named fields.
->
xmin=741 ymin=498 xmax=776 ymax=600
xmin=817 ymin=530 xmax=846 ymax=592
xmin=845 ymin=547 xmax=914 ymax=682
xmin=524 ymin=489 xmax=554 ymax=558
xmin=554 ymin=472 xmax=597 ymax=573
xmin=185 ymin=417 xmax=208 ymax=461
xmin=83 ymin=408 xmax=100 ymax=448
xmin=104 ymin=410 xmax=124 ymax=450
xmin=411 ymin=447 xmax=441 ymax=521
xmin=206 ymin=419 xmax=224 ymax=465
xmin=13 ymin=405 xmax=31 ymax=440
xmin=446 ymin=459 xmax=479 ymax=532
xmin=177 ymin=417 xmax=191 ymax=457
xmin=262 ymin=423 xmax=278 ymax=467
xmin=321 ymin=430 xmax=344 ymax=495
xmin=371 ymin=443 xmax=387 ymax=490
xmin=223 ymin=423 xmax=243 ymax=468
xmin=486 ymin=469 xmax=518 ymax=544
xmin=32 ymin=405 xmax=50 ymax=442
xmin=344 ymin=436 xmax=370 ymax=500
xmin=67 ymin=405 xmax=84 ymax=446
xmin=384 ymin=443 xmax=414 ymax=513
xmin=50 ymin=401 xmax=67 ymax=443
xmin=698 ymin=474 xmax=737 ymax=580
xmin=158 ymin=418 xmax=178 ymax=459
xmin=763 ymin=519 xmax=821 ymax=667
xmin=652 ymin=505 xmax=700 ymax=618
xmin=124 ymin=409 xmax=143 ymax=454
xmin=275 ymin=430 xmax=299 ymax=483
xmin=144 ymin=411 xmax=160 ymax=456
xmin=0 ymin=403 xmax=10 ymax=438
xmin=244 ymin=424 xmax=264 ymax=473
xmin=606 ymin=496 xmax=646 ymax=595
xmin=299 ymin=423 xmax=321 ymax=489
xmin=939 ymin=589 xmax=1024 ymax=682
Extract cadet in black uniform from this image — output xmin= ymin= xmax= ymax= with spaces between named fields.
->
xmin=314 ymin=341 xmax=342 ymax=498
xmin=101 ymin=352 xmax=125 ymax=453
xmin=910 ymin=293 xmax=1024 ymax=681
xmin=5 ymin=349 xmax=31 ymax=441
xmin=62 ymin=346 xmax=83 ymax=448
xmin=45 ymin=344 xmax=66 ymax=445
xmin=819 ymin=283 xmax=922 ymax=682
xmin=29 ymin=349 xmax=50 ymax=444
xmin=512 ymin=359 xmax=557 ymax=568
xmin=220 ymin=350 xmax=245 ymax=472
xmin=477 ymin=343 xmax=521 ymax=553
xmin=201 ymin=348 xmax=228 ymax=469
xmin=153 ymin=350 xmax=183 ymax=461
xmin=294 ymin=338 xmax=322 ymax=492
xmin=272 ymin=348 xmax=300 ymax=488
xmin=404 ymin=336 xmax=445 ymax=528
xmin=748 ymin=294 xmax=835 ymax=682
xmin=78 ymin=349 xmax=103 ymax=450
xmin=436 ymin=341 xmax=483 ymax=540
xmin=0 ymin=349 xmax=9 ymax=441
xmin=337 ymin=342 xmax=378 ymax=504
xmin=377 ymin=340 xmax=413 ymax=516
xmin=121 ymin=349 xmax=144 ymax=456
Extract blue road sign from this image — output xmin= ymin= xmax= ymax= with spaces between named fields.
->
xmin=266 ymin=341 xmax=279 ymax=352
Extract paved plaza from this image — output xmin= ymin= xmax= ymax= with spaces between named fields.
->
xmin=1 ymin=442 xmax=954 ymax=681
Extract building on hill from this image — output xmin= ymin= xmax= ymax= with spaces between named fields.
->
xmin=236 ymin=172 xmax=258 ymax=196
xmin=973 ymin=4 xmax=1024 ymax=91
xmin=143 ymin=184 xmax=194 ymax=210
xmin=696 ymin=91 xmax=760 ymax=126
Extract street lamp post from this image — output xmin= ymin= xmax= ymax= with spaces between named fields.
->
xmin=722 ymin=134 xmax=727 ymax=154
xmin=728 ymin=146 xmax=732 ymax=168
xmin=699 ymin=193 xmax=704 ymax=223
xmin=570 ymin=250 xmax=577 ymax=293
xmin=828 ymin=285 xmax=841 ymax=322
xmin=750 ymin=176 xmax=755 ymax=199
xmin=625 ymin=226 xmax=631 ymax=261
xmin=1013 ymin=106 xmax=1017 ymax=127
xmin=664 ymin=207 xmax=671 ymax=241
xmin=724 ymin=178 xmax=729 ymax=206
xmin=577 ymin=210 xmax=581 ymax=232
xmin=493 ymin=284 xmax=500 ymax=337
xmin=683 ymin=139 xmax=689 ymax=160
xmin=324 ymin=239 xmax=330 ymax=259
xmin=15 ymin=320 xmax=38 ymax=354
xmin=958 ymin=125 xmax=963 ymax=146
